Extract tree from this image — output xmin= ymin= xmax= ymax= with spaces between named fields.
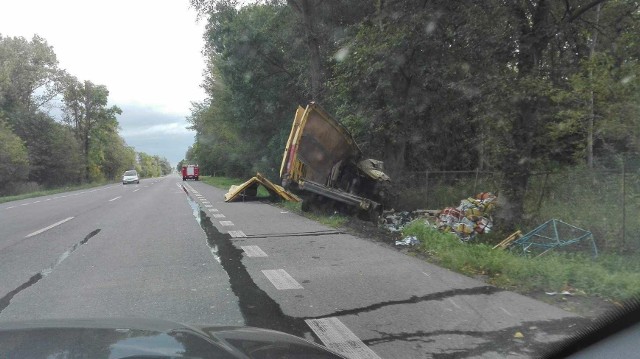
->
xmin=0 ymin=34 xmax=65 ymax=114
xmin=0 ymin=119 xmax=29 ymax=194
xmin=62 ymin=77 xmax=122 ymax=181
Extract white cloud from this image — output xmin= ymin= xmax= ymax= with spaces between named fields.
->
xmin=121 ymin=122 xmax=193 ymax=137
xmin=1 ymin=0 xmax=207 ymax=116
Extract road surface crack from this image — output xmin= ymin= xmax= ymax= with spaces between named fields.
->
xmin=302 ymin=286 xmax=503 ymax=320
xmin=0 ymin=229 xmax=101 ymax=315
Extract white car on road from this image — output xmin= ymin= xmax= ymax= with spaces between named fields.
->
xmin=122 ymin=170 xmax=140 ymax=185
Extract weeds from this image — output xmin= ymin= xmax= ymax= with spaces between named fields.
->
xmin=403 ymin=220 xmax=640 ymax=301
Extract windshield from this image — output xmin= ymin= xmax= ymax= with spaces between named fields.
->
xmin=1 ymin=1 xmax=638 ymax=358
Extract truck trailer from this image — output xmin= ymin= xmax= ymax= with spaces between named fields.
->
xmin=280 ymin=103 xmax=390 ymax=220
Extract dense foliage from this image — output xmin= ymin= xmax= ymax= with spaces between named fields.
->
xmin=187 ymin=0 xmax=639 ymax=226
xmin=0 ymin=34 xmax=172 ymax=195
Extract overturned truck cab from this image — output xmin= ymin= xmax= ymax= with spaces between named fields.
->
xmin=280 ymin=102 xmax=391 ymax=221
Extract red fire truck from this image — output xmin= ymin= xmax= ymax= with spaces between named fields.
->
xmin=181 ymin=164 xmax=199 ymax=181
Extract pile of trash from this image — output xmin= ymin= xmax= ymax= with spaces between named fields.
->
xmin=382 ymin=211 xmax=417 ymax=232
xmin=383 ymin=193 xmax=497 ymax=246
xmin=436 ymin=192 xmax=497 ymax=241
xmin=382 ymin=209 xmax=439 ymax=233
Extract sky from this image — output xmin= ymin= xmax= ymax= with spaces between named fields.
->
xmin=0 ymin=0 xmax=207 ymax=166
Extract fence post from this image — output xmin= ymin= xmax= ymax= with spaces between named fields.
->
xmin=425 ymin=171 xmax=429 ymax=208
xmin=622 ymin=157 xmax=626 ymax=250
xmin=473 ymin=168 xmax=479 ymax=194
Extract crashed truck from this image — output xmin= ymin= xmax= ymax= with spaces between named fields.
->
xmin=280 ymin=102 xmax=391 ymax=221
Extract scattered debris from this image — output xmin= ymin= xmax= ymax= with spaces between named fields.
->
xmin=493 ymin=230 xmax=523 ymax=250
xmin=509 ymin=219 xmax=598 ymax=258
xmin=435 ymin=192 xmax=498 ymax=241
xmin=513 ymin=331 xmax=524 ymax=339
xmin=395 ymin=236 xmax=420 ymax=246
xmin=382 ymin=210 xmax=439 ymax=232
xmin=225 ymin=173 xmax=300 ymax=202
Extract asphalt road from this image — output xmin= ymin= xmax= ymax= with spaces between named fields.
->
xmin=0 ymin=174 xmax=589 ymax=358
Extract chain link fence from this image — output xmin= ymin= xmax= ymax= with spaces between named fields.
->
xmin=393 ymin=164 xmax=640 ymax=253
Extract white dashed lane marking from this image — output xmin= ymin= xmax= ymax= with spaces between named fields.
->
xmin=241 ymin=245 xmax=268 ymax=257
xmin=261 ymin=269 xmax=303 ymax=290
xmin=25 ymin=217 xmax=75 ymax=239
xmin=133 ymin=189 xmax=140 ymax=192
xmin=205 ymin=204 xmax=213 ymax=208
xmin=208 ymin=208 xmax=219 ymax=212
xmin=305 ymin=317 xmax=382 ymax=359
xmin=213 ymin=214 xmax=225 ymax=218
xmin=219 ymin=221 xmax=234 ymax=226
xmin=109 ymin=196 xmax=122 ymax=202
xmin=228 ymin=230 xmax=246 ymax=238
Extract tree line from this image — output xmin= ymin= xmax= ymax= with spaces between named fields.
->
xmin=186 ymin=0 xmax=639 ymax=227
xmin=0 ymin=34 xmax=172 ymax=195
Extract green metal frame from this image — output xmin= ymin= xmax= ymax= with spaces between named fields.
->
xmin=510 ymin=219 xmax=598 ymax=258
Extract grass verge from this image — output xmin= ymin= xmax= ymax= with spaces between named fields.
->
xmin=0 ymin=181 xmax=113 ymax=204
xmin=403 ymin=220 xmax=640 ymax=301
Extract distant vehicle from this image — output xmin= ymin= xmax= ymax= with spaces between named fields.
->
xmin=122 ymin=170 xmax=140 ymax=185
xmin=182 ymin=164 xmax=199 ymax=181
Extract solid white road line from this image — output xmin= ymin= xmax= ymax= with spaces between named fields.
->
xmin=219 ymin=221 xmax=234 ymax=226
xmin=228 ymin=230 xmax=246 ymax=238
xmin=261 ymin=269 xmax=303 ymax=290
xmin=241 ymin=245 xmax=268 ymax=257
xmin=109 ymin=196 xmax=122 ymax=202
xmin=25 ymin=217 xmax=75 ymax=238
xmin=305 ymin=317 xmax=382 ymax=359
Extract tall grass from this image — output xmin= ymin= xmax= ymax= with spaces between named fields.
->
xmin=403 ymin=220 xmax=640 ymax=301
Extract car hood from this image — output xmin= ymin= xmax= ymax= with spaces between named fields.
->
xmin=0 ymin=318 xmax=345 ymax=359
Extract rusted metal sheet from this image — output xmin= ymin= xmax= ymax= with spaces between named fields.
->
xmin=280 ymin=103 xmax=361 ymax=185
xmin=224 ymin=173 xmax=301 ymax=203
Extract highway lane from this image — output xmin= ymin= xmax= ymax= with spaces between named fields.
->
xmin=0 ymin=175 xmax=590 ymax=358
xmin=0 ymin=176 xmax=243 ymax=325
xmin=182 ymin=180 xmax=589 ymax=358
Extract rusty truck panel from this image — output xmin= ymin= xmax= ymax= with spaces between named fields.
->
xmin=280 ymin=102 xmax=390 ymax=220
